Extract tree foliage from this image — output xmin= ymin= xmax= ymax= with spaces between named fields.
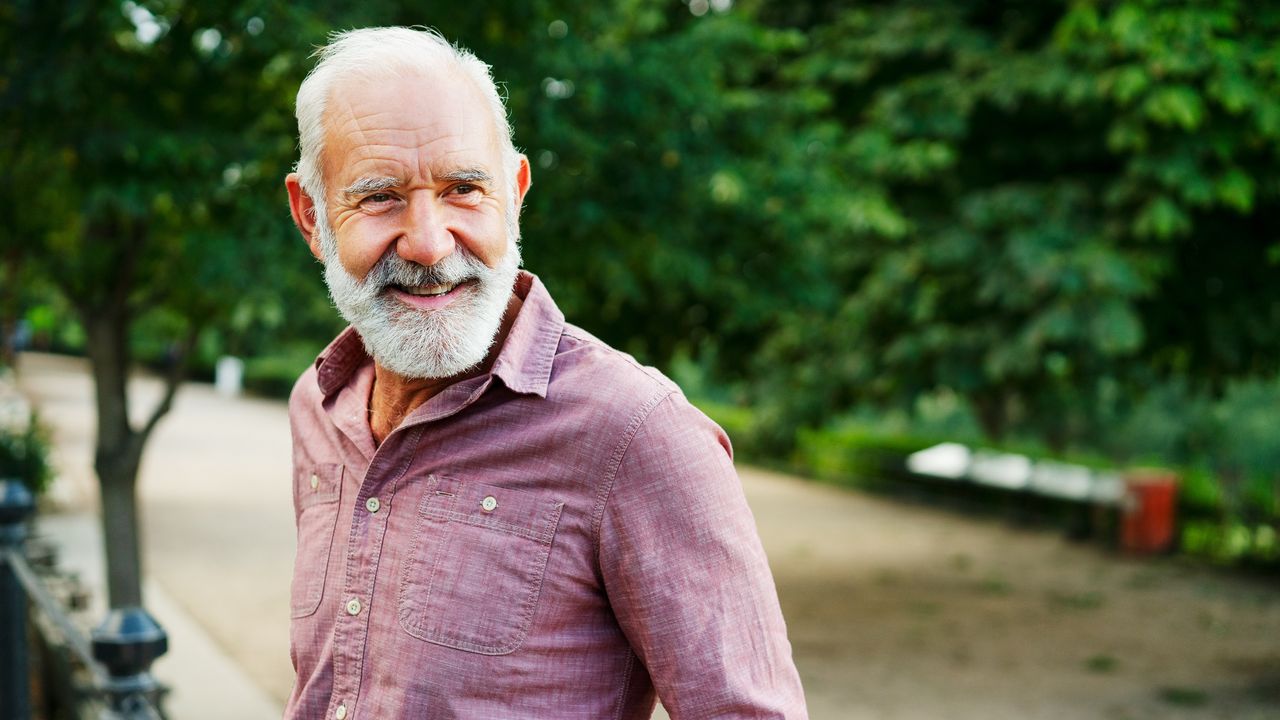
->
xmin=752 ymin=1 xmax=1280 ymax=447
xmin=3 ymin=0 xmax=322 ymax=605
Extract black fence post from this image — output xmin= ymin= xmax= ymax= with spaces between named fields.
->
xmin=0 ymin=480 xmax=36 ymax=719
xmin=91 ymin=606 xmax=168 ymax=717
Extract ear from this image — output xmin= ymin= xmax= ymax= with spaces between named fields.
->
xmin=513 ymin=154 xmax=532 ymax=212
xmin=285 ymin=173 xmax=324 ymax=261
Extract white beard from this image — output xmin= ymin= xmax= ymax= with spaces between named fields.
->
xmin=317 ymin=216 xmax=521 ymax=380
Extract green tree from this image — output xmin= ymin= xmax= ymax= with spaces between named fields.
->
xmin=4 ymin=0 xmax=317 ymax=607
xmin=755 ymin=0 xmax=1280 ymax=449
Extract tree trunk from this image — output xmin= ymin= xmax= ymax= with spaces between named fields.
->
xmin=84 ymin=303 xmax=148 ymax=607
xmin=79 ymin=274 xmax=191 ymax=609
xmin=974 ymin=391 xmax=1008 ymax=443
xmin=98 ymin=442 xmax=144 ymax=608
xmin=0 ymin=246 xmax=21 ymax=367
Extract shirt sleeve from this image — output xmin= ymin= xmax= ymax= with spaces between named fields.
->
xmin=598 ymin=392 xmax=808 ymax=719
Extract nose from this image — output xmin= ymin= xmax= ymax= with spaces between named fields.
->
xmin=395 ymin=193 xmax=455 ymax=267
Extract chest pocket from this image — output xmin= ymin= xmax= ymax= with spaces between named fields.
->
xmin=398 ymin=476 xmax=563 ymax=655
xmin=290 ymin=463 xmax=344 ymax=618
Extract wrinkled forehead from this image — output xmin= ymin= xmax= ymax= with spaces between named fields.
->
xmin=319 ymin=66 xmax=505 ymax=181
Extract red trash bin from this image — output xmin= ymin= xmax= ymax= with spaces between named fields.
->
xmin=1120 ymin=470 xmax=1180 ymax=554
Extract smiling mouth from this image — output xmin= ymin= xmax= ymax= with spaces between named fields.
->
xmin=394 ymin=282 xmax=461 ymax=297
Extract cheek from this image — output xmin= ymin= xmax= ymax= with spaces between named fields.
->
xmin=334 ymin=219 xmax=395 ymax=280
xmin=458 ymin=210 xmax=512 ymax=269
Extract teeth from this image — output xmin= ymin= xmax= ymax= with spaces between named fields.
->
xmin=402 ymin=283 xmax=457 ymax=297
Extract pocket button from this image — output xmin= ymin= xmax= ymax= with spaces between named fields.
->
xmin=481 ymin=495 xmax=498 ymax=512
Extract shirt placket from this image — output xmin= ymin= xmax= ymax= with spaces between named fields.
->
xmin=326 ymin=425 xmax=424 ymax=720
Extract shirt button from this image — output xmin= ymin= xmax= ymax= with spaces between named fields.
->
xmin=335 ymin=704 xmax=348 ymax=720
xmin=365 ymin=497 xmax=381 ymax=513
xmin=345 ymin=598 xmax=362 ymax=616
xmin=481 ymin=495 xmax=498 ymax=512
xmin=309 ymin=474 xmax=319 ymax=490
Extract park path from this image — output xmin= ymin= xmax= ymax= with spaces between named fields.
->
xmin=15 ymin=352 xmax=1280 ymax=719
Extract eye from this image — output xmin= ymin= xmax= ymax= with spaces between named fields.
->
xmin=358 ymin=192 xmax=400 ymax=212
xmin=447 ymin=183 xmax=485 ymax=205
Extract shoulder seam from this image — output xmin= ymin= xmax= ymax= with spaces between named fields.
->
xmin=590 ymin=387 xmax=678 ymax=564
xmin=559 ymin=326 xmax=675 ymax=391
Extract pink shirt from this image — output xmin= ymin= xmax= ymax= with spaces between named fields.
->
xmin=286 ymin=272 xmax=807 ymax=719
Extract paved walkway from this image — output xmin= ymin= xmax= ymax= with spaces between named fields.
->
xmin=33 ymin=513 xmax=282 ymax=719
xmin=17 ymin=354 xmax=288 ymax=718
xmin=14 ymin=352 xmax=1280 ymax=719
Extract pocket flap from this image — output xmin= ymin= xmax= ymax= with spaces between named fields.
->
xmin=420 ymin=476 xmax=562 ymax=543
xmin=298 ymin=463 xmax=343 ymax=510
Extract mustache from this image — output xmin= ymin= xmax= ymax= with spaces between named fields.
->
xmin=366 ymin=248 xmax=488 ymax=289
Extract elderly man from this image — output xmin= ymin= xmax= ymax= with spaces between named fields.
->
xmin=283 ymin=26 xmax=807 ymax=719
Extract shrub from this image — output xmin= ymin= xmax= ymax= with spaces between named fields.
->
xmin=693 ymin=400 xmax=760 ymax=457
xmin=792 ymin=425 xmax=938 ymax=486
xmin=0 ymin=411 xmax=53 ymax=496
xmin=243 ymin=348 xmax=321 ymax=399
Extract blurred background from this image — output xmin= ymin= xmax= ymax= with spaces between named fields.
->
xmin=2 ymin=1 xmax=1278 ymax=718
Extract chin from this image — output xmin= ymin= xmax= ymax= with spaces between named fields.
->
xmin=356 ymin=295 xmax=503 ymax=379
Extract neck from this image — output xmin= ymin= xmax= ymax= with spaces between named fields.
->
xmin=368 ymin=292 xmax=523 ymax=445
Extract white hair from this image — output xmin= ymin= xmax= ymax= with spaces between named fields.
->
xmin=294 ymin=26 xmax=520 ymax=216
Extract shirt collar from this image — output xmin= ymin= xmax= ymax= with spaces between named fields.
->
xmin=312 ymin=270 xmax=564 ymax=399
xmin=490 ymin=271 xmax=564 ymax=397
xmin=313 ymin=326 xmax=368 ymax=397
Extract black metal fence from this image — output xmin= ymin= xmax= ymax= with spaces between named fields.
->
xmin=1 ymin=481 xmax=169 ymax=720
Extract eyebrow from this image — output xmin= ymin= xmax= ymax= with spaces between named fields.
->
xmin=341 ymin=168 xmax=495 ymax=198
xmin=439 ymin=168 xmax=493 ymax=184
xmin=342 ymin=175 xmax=401 ymax=197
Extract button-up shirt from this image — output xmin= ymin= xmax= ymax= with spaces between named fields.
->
xmin=286 ymin=272 xmax=807 ymax=719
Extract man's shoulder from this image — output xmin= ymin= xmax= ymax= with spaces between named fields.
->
xmin=550 ymin=322 xmax=680 ymax=407
xmin=548 ymin=322 xmax=733 ymax=471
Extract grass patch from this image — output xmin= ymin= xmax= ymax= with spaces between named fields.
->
xmin=907 ymin=601 xmax=941 ymax=617
xmin=1084 ymin=654 xmax=1119 ymax=673
xmin=1158 ymin=686 xmax=1208 ymax=707
xmin=1047 ymin=589 xmax=1106 ymax=610
xmin=977 ymin=577 xmax=1014 ymax=596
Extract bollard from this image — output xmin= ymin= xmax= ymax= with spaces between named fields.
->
xmin=0 ymin=480 xmax=36 ymax=719
xmin=1121 ymin=469 xmax=1180 ymax=554
xmin=214 ymin=355 xmax=245 ymax=397
xmin=91 ymin=606 xmax=168 ymax=717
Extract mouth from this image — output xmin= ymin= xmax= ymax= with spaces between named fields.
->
xmin=385 ymin=278 xmax=476 ymax=309
xmin=395 ymin=282 xmax=461 ymax=297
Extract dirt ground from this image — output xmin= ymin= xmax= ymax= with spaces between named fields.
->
xmin=15 ymin=352 xmax=1280 ymax=719
xmin=748 ymin=466 xmax=1279 ymax=719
